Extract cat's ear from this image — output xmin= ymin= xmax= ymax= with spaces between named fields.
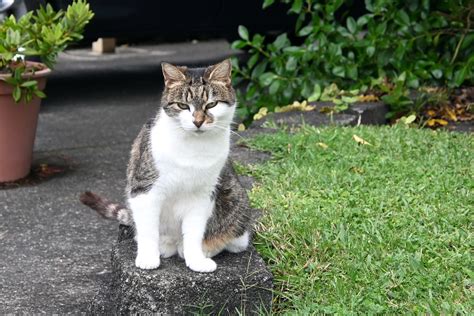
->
xmin=161 ymin=62 xmax=187 ymax=88
xmin=204 ymin=59 xmax=232 ymax=85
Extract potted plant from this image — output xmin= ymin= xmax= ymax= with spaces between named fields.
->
xmin=0 ymin=0 xmax=93 ymax=182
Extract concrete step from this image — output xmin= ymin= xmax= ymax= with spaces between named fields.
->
xmin=89 ymin=226 xmax=273 ymax=314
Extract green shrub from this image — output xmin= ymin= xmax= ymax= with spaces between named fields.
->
xmin=0 ymin=0 xmax=94 ymax=102
xmin=232 ymin=0 xmax=474 ymax=122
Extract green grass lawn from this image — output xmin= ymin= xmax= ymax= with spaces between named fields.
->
xmin=240 ymin=125 xmax=473 ymax=314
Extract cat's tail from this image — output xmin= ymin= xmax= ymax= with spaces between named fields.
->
xmin=80 ymin=191 xmax=133 ymax=226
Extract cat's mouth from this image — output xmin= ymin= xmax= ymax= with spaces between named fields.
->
xmin=194 ymin=130 xmax=205 ymax=134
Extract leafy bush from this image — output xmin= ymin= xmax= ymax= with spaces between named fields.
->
xmin=232 ymin=0 xmax=474 ymax=122
xmin=0 ymin=0 xmax=94 ymax=102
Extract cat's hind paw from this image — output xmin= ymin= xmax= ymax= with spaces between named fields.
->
xmin=186 ymin=258 xmax=217 ymax=273
xmin=135 ymin=252 xmax=161 ymax=270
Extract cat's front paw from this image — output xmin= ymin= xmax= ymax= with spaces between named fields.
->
xmin=135 ymin=252 xmax=161 ymax=270
xmin=186 ymin=258 xmax=217 ymax=273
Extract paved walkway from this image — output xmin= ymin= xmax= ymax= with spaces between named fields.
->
xmin=0 ymin=40 xmax=236 ymax=313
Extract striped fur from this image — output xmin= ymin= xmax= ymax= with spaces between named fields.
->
xmin=80 ymin=60 xmax=256 ymax=272
xmin=79 ymin=191 xmax=133 ymax=225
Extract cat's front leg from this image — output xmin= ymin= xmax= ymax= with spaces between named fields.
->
xmin=129 ymin=189 xmax=162 ymax=269
xmin=181 ymin=200 xmax=216 ymax=273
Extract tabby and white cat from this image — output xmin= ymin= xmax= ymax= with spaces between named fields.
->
xmin=81 ymin=59 xmax=255 ymax=273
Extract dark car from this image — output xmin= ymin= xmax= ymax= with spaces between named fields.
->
xmin=2 ymin=0 xmax=295 ymax=42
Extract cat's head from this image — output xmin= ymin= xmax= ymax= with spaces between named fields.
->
xmin=160 ymin=59 xmax=236 ymax=134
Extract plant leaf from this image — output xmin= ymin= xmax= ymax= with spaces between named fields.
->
xmin=431 ymin=69 xmax=443 ymax=79
xmin=290 ymin=0 xmax=303 ymax=13
xmin=298 ymin=25 xmax=313 ymax=37
xmin=286 ymin=56 xmax=297 ymax=71
xmin=366 ymin=46 xmax=375 ymax=57
xmin=347 ymin=17 xmax=357 ymax=34
xmin=238 ymin=25 xmax=249 ymax=41
xmin=13 ymin=86 xmax=21 ymax=102
xmin=353 ymin=134 xmax=372 ymax=146
xmin=317 ymin=142 xmax=328 ymax=149
xmin=395 ymin=10 xmax=410 ymax=26
xmin=20 ymin=80 xmax=37 ymax=88
xmin=231 ymin=40 xmax=247 ymax=49
xmin=400 ymin=114 xmax=417 ymax=125
xmin=453 ymin=67 xmax=468 ymax=87
xmin=308 ymin=84 xmax=322 ymax=102
xmin=262 ymin=0 xmax=275 ymax=9
xmin=273 ymin=33 xmax=289 ymax=50
xmin=259 ymin=72 xmax=276 ymax=87
xmin=332 ymin=66 xmax=345 ymax=77
xmin=269 ymin=80 xmax=280 ymax=94
xmin=34 ymin=90 xmax=46 ymax=98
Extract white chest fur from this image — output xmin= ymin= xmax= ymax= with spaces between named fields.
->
xmin=150 ymin=110 xmax=230 ymax=201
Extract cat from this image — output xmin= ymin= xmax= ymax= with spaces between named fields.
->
xmin=80 ymin=59 xmax=256 ymax=273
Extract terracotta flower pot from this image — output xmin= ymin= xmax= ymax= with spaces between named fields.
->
xmin=0 ymin=62 xmax=51 ymax=182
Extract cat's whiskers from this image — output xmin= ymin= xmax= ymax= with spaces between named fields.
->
xmin=211 ymin=124 xmax=244 ymax=140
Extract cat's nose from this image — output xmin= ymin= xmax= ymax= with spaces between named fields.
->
xmin=193 ymin=120 xmax=204 ymax=128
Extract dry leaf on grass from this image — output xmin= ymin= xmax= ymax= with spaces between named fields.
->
xmin=317 ymin=142 xmax=328 ymax=149
xmin=426 ymin=118 xmax=448 ymax=127
xmin=352 ymin=134 xmax=372 ymax=146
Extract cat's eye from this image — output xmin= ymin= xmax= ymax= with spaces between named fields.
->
xmin=175 ymin=103 xmax=190 ymax=110
xmin=206 ymin=101 xmax=218 ymax=109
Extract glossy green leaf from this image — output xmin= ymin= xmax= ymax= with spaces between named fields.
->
xmin=375 ymin=22 xmax=387 ymax=35
xmin=332 ymin=66 xmax=345 ymax=78
xmin=13 ymin=86 xmax=21 ymax=102
xmin=283 ymin=46 xmax=306 ymax=57
xmin=365 ymin=0 xmax=374 ymax=12
xmin=357 ymin=15 xmax=370 ymax=27
xmin=238 ymin=25 xmax=249 ymax=41
xmin=231 ymin=40 xmax=247 ymax=49
xmin=262 ymin=0 xmax=275 ymax=9
xmin=269 ymin=80 xmax=280 ymax=94
xmin=273 ymin=33 xmax=289 ymax=50
xmin=395 ymin=10 xmax=410 ymax=26
xmin=259 ymin=72 xmax=277 ymax=87
xmin=431 ymin=69 xmax=443 ymax=79
xmin=298 ymin=25 xmax=314 ymax=37
xmin=34 ymin=89 xmax=46 ymax=99
xmin=20 ymin=80 xmax=37 ymax=88
xmin=251 ymin=61 xmax=267 ymax=78
xmin=341 ymin=95 xmax=359 ymax=103
xmin=252 ymin=34 xmax=265 ymax=48
xmin=347 ymin=17 xmax=357 ymax=34
xmin=407 ymin=78 xmax=419 ymax=88
xmin=347 ymin=65 xmax=358 ymax=80
xmin=366 ymin=46 xmax=375 ymax=57
xmin=453 ymin=67 xmax=468 ymax=87
xmin=308 ymin=84 xmax=322 ymax=102
xmin=286 ymin=57 xmax=297 ymax=71
xmin=247 ymin=54 xmax=259 ymax=69
xmin=290 ymin=0 xmax=303 ymax=13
